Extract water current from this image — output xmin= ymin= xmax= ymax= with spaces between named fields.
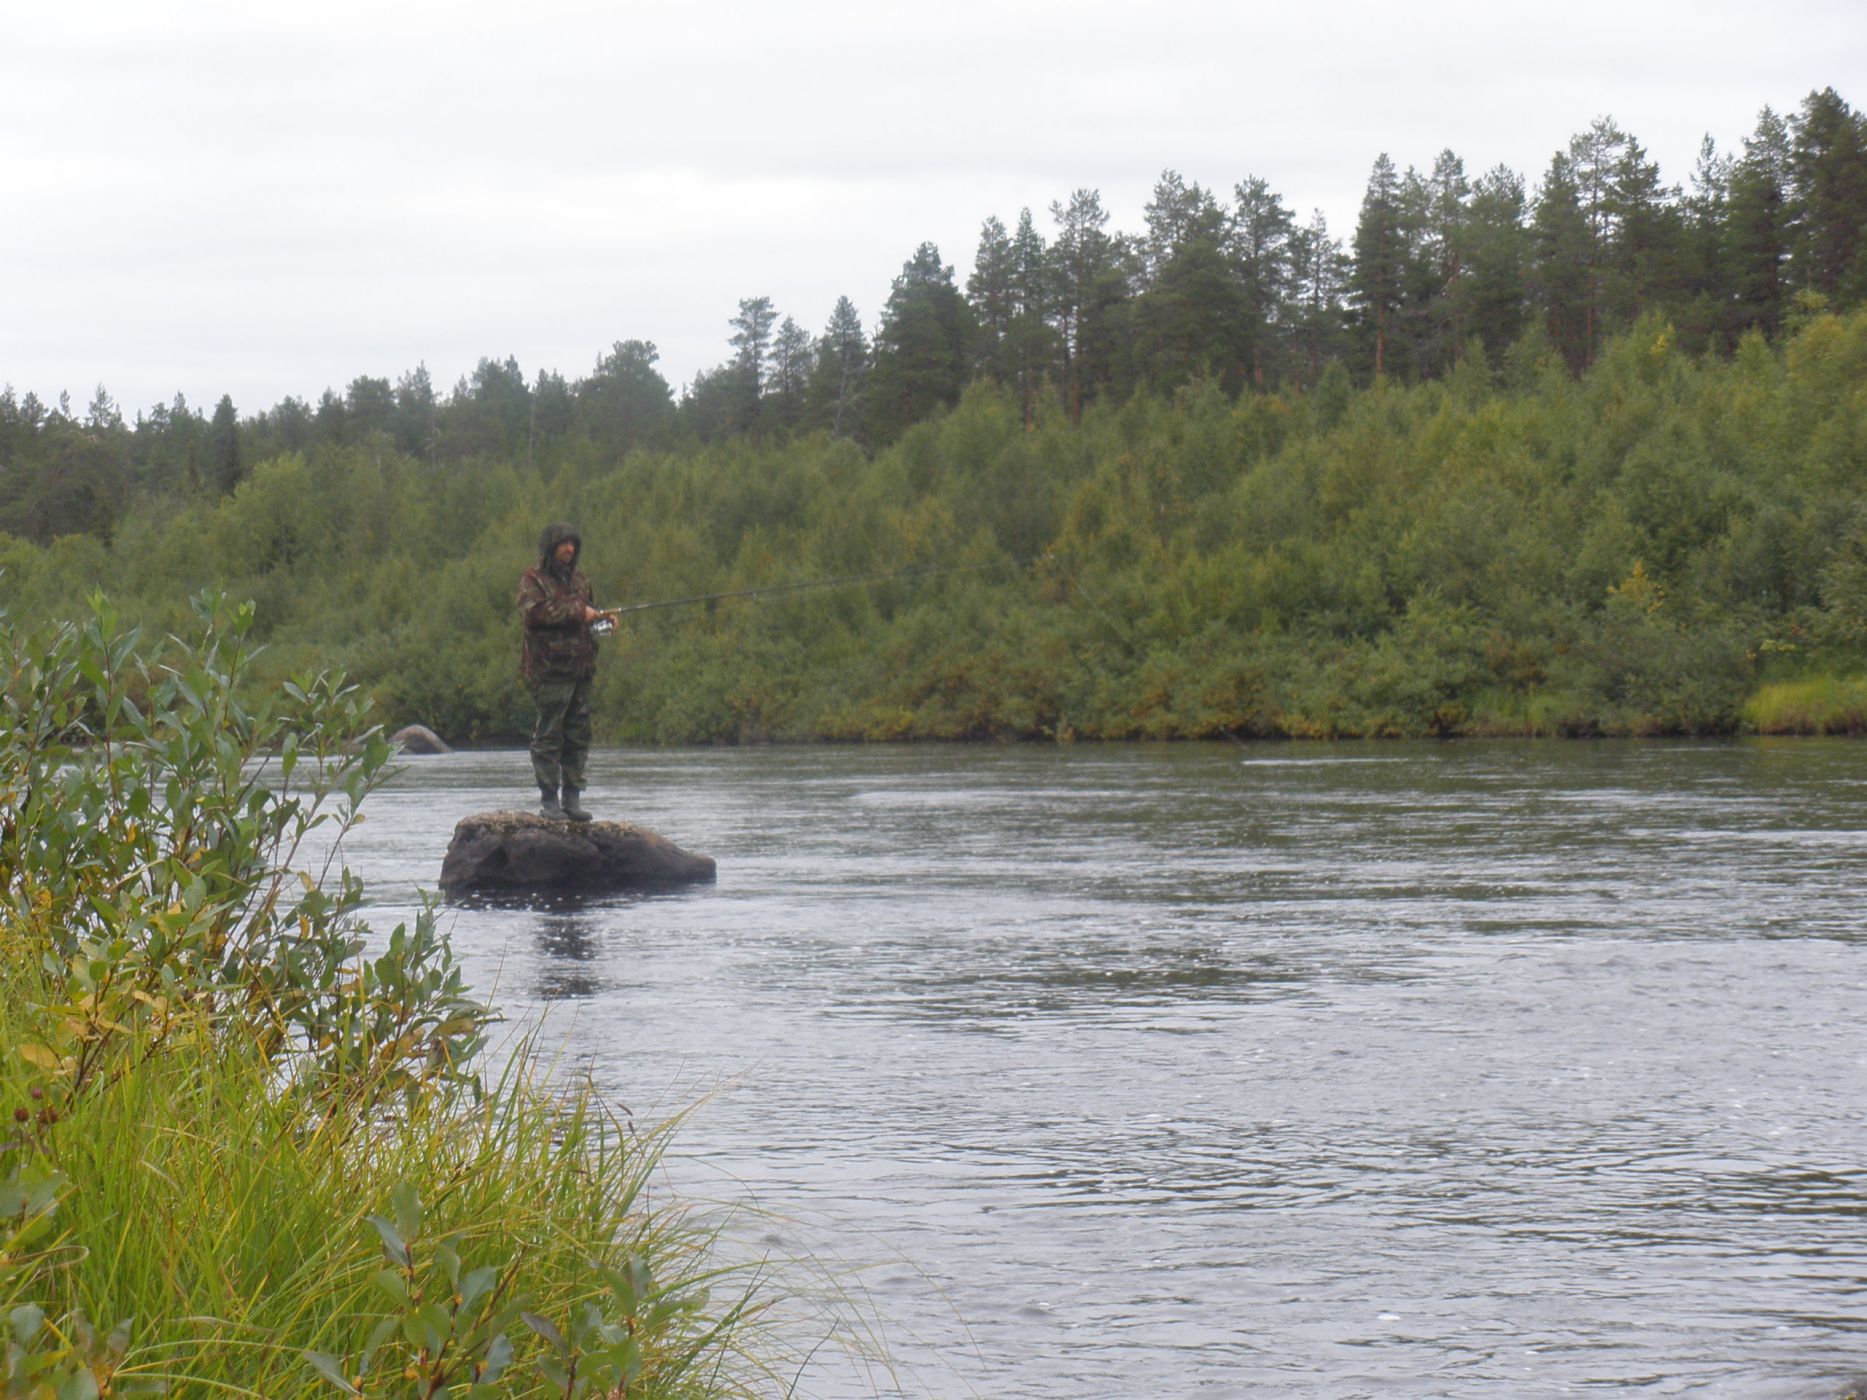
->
xmin=342 ymin=740 xmax=1867 ymax=1398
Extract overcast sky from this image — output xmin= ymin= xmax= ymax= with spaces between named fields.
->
xmin=5 ymin=0 xmax=1863 ymax=420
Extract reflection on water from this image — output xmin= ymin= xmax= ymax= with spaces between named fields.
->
xmin=533 ymin=912 xmax=605 ymax=1000
xmin=340 ymin=740 xmax=1867 ymax=1398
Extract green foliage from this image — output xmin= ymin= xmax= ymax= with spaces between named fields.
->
xmin=1742 ymin=675 xmax=1867 ymax=734
xmin=10 ymin=305 xmax=1867 ymax=742
xmin=6 ymin=86 xmax=1865 ymax=547
xmin=0 ymin=591 xmax=490 ymax=1107
xmin=0 ymin=602 xmax=784 ymax=1396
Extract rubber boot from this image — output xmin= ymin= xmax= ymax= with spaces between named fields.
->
xmin=539 ymin=785 xmax=565 ymax=819
xmin=561 ymin=786 xmax=593 ymax=822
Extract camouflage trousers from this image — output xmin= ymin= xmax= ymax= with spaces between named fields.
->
xmin=528 ymin=675 xmax=593 ymax=792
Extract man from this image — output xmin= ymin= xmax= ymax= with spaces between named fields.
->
xmin=516 ymin=522 xmax=616 ymax=821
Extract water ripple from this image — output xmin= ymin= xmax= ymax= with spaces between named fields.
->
xmin=348 ymin=739 xmax=1867 ymax=1398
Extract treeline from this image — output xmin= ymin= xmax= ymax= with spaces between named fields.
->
xmin=2 ymin=88 xmax=1864 ymax=550
xmin=4 ymin=304 xmax=1865 ymax=742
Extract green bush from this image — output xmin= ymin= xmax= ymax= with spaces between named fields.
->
xmin=19 ymin=310 xmax=1867 ymax=743
xmin=0 ymin=595 xmax=781 ymax=1396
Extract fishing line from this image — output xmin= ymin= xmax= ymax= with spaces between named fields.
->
xmin=600 ymin=551 xmax=1248 ymax=747
xmin=603 ymin=557 xmax=1036 ymax=619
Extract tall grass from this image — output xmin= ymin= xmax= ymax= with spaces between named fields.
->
xmin=0 ymin=594 xmax=792 ymax=1396
xmin=0 ymin=1010 xmax=777 ymax=1395
xmin=1742 ymin=675 xmax=1867 ymax=735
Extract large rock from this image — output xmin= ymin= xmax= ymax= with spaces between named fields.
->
xmin=439 ymin=810 xmax=716 ymax=894
xmin=391 ymin=724 xmax=451 ymax=755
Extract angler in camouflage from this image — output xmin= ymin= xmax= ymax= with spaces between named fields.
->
xmin=516 ymin=522 xmax=616 ymax=821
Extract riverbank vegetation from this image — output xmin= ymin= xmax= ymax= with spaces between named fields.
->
xmin=1 ymin=88 xmax=1864 ymax=742
xmin=0 ymin=597 xmax=781 ymax=1395
xmin=3 ymin=304 xmax=1865 ymax=742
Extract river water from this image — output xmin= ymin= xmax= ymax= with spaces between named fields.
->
xmin=343 ymin=740 xmax=1867 ymax=1398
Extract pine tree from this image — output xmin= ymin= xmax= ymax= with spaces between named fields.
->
xmin=1140 ymin=170 xmax=1224 ymax=285
xmin=577 ymin=340 xmax=675 ymax=452
xmin=1789 ymin=87 xmax=1867 ymax=298
xmin=266 ymin=397 xmax=314 ymax=457
xmin=1405 ymin=150 xmax=1472 ymax=379
xmin=1681 ymin=135 xmax=1733 ymax=347
xmin=531 ymin=368 xmax=575 ymax=449
xmin=867 ymin=244 xmax=971 ymax=443
xmin=85 ymin=385 xmax=121 ymax=433
xmin=1531 ymin=152 xmax=1595 ymax=371
xmin=1004 ymin=209 xmax=1059 ymax=423
xmin=1725 ymin=107 xmax=1794 ymax=337
xmin=1009 ymin=208 xmax=1050 ymax=321
xmin=208 ymin=394 xmax=242 ymax=496
xmin=345 ymin=376 xmax=396 ymax=438
xmin=442 ymin=357 xmax=531 ymax=460
xmin=805 ymin=296 xmax=869 ymax=438
xmin=766 ymin=316 xmax=814 ymax=432
xmin=1289 ymin=210 xmax=1350 ymax=385
xmin=153 ymin=393 xmax=204 ymax=490
xmin=1567 ymin=117 xmax=1624 ymax=244
xmin=967 ymin=215 xmax=1015 ymax=380
xmin=1049 ymin=190 xmax=1129 ymax=418
xmin=1133 ymin=170 xmax=1243 ymax=390
xmin=1464 ymin=165 xmax=1529 ymax=357
xmin=392 ymin=364 xmax=437 ymax=459
xmin=1351 ymin=153 xmax=1406 ymax=380
xmin=1228 ymin=176 xmax=1297 ymax=387
xmin=1602 ymin=128 xmax=1682 ymax=327
xmin=1559 ymin=118 xmax=1634 ymax=363
xmin=728 ymin=297 xmax=777 ymax=432
xmin=314 ymin=389 xmax=348 ymax=447
xmin=677 ymin=364 xmax=740 ymax=444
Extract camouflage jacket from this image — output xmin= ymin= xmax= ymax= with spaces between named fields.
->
xmin=516 ymin=563 xmax=597 ymax=681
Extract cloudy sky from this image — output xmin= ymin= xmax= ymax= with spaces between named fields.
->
xmin=5 ymin=0 xmax=1862 ymax=419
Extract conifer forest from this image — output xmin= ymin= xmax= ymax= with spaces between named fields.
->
xmin=5 ymin=89 xmax=1866 ymax=743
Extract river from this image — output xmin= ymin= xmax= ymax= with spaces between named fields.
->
xmin=342 ymin=740 xmax=1867 ymax=1398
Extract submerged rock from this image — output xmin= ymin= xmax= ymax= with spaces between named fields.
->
xmin=391 ymin=724 xmax=451 ymax=755
xmin=439 ymin=810 xmax=716 ymax=894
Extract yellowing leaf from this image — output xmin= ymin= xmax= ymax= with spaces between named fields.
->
xmin=16 ymin=1044 xmax=63 ymax=1071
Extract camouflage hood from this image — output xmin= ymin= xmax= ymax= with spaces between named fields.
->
xmin=538 ymin=522 xmax=581 ymax=577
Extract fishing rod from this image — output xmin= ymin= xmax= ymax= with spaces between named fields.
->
xmin=596 ymin=557 xmax=1038 ymax=629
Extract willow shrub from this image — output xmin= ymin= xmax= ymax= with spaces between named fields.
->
xmin=0 ymin=595 xmax=779 ymax=1396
